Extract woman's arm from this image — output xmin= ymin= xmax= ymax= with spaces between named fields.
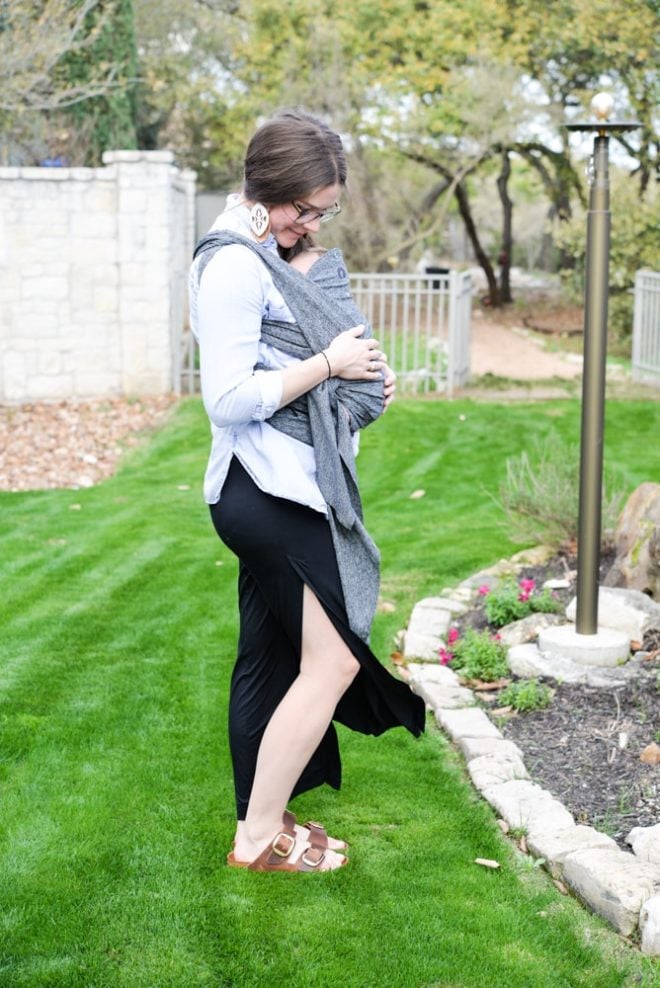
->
xmin=197 ymin=246 xmax=385 ymax=427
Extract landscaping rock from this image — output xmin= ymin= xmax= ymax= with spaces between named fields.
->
xmin=506 ymin=641 xmax=632 ymax=686
xmin=497 ymin=612 xmax=566 ymax=646
xmin=640 ymin=894 xmax=660 ymax=956
xmin=482 ymin=779 xmax=574 ymax=836
xmin=604 ymin=482 xmax=660 ymax=601
xmin=526 ymin=825 xmax=618 ymax=879
xmin=407 ymin=663 xmax=460 ymax=688
xmin=468 ymin=752 xmax=529 ymax=791
xmin=456 ymin=736 xmax=525 ymax=764
xmin=403 ymin=596 xmax=467 ymax=661
xmin=435 ymin=706 xmax=502 ymax=741
xmin=562 ymin=847 xmax=660 ymax=936
xmin=627 ymin=824 xmax=660 ymax=866
xmin=565 ymin=586 xmax=660 ymax=642
xmin=413 ymin=680 xmax=475 ymax=710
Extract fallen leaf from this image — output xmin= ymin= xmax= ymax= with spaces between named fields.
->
xmin=409 ymin=489 xmax=426 ymax=499
xmin=475 ymin=858 xmax=500 ymax=870
xmin=474 ymin=692 xmax=498 ymax=703
xmin=378 ymin=600 xmax=396 ymax=613
xmin=640 ymin=742 xmax=660 ymax=765
xmin=496 ymin=819 xmax=510 ymax=835
xmin=630 ymin=640 xmax=642 ymax=652
xmin=466 ymin=677 xmax=510 ymax=691
xmin=518 ymin=835 xmax=528 ymax=854
xmin=390 ymin=651 xmax=404 ymax=665
xmin=491 ymin=706 xmax=515 ymax=717
xmin=553 ymin=879 xmax=568 ymax=895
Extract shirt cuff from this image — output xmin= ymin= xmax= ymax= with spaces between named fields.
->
xmin=252 ymin=369 xmax=283 ymax=420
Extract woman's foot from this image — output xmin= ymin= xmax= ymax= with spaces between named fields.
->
xmin=229 ymin=820 xmax=347 ymax=872
xmin=233 ymin=812 xmax=349 ymax=855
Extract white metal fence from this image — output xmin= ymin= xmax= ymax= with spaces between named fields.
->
xmin=632 ymin=270 xmax=660 ymax=386
xmin=181 ymin=269 xmax=472 ymax=396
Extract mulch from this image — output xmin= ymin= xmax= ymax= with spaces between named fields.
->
xmin=455 ymin=552 xmax=660 ymax=850
xmin=0 ymin=396 xmax=177 ymax=492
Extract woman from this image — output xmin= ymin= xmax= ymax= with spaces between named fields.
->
xmin=189 ymin=109 xmax=425 ymax=873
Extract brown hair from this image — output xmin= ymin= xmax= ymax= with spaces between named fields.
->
xmin=243 ymin=109 xmax=347 ymax=259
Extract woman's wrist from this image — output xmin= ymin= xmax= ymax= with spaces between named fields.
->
xmin=320 ymin=350 xmax=333 ymax=379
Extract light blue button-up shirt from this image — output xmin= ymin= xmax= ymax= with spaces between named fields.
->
xmin=189 ymin=196 xmax=329 ymax=511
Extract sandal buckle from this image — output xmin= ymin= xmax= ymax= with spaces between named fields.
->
xmin=301 ymin=847 xmax=325 ymax=868
xmin=271 ymin=832 xmax=295 ymax=858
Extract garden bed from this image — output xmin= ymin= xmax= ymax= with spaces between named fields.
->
xmin=455 ymin=552 xmax=660 ymax=850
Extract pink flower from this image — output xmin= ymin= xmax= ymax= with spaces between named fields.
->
xmin=438 ymin=648 xmax=453 ymax=665
xmin=478 ymin=584 xmax=491 ymax=597
xmin=447 ymin=627 xmax=460 ymax=645
xmin=518 ymin=590 xmax=531 ymax=602
xmin=519 ymin=578 xmax=536 ymax=594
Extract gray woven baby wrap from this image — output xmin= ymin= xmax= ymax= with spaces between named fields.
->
xmin=193 ymin=231 xmax=385 ymax=641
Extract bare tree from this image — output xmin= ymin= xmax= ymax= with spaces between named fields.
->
xmin=0 ymin=0 xmax=124 ymax=114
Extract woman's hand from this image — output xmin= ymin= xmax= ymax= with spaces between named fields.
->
xmin=325 ymin=325 xmax=386 ymax=380
xmin=381 ymin=363 xmax=396 ymax=411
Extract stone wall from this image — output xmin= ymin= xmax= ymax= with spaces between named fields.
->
xmin=0 ymin=151 xmax=196 ymax=403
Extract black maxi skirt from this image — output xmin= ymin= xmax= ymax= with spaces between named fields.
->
xmin=210 ymin=456 xmax=426 ymax=819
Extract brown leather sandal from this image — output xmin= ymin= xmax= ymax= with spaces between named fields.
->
xmin=227 ymin=817 xmax=346 ymax=872
xmin=283 ymin=810 xmax=349 ymax=852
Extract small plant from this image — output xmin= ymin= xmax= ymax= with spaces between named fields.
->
xmin=498 ymin=679 xmax=552 ymax=713
xmin=443 ymin=628 xmax=508 ymax=682
xmin=481 ymin=577 xmax=562 ymax=628
xmin=497 ymin=433 xmax=624 ymax=549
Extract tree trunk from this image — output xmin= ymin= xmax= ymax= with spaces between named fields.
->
xmin=453 ymin=180 xmax=500 ymax=306
xmin=496 ymin=150 xmax=513 ymax=304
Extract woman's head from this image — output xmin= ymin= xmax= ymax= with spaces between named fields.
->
xmin=243 ymin=109 xmax=347 ymax=255
xmin=244 ymin=109 xmax=347 ymax=206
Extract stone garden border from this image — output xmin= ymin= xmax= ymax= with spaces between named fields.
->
xmin=401 ymin=547 xmax=660 ymax=955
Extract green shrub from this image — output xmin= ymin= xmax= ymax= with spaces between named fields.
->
xmin=555 ymin=172 xmax=658 ymax=344
xmin=497 ymin=433 xmax=624 ymax=549
xmin=483 ymin=578 xmax=562 ymax=628
xmin=450 ymin=628 xmax=508 ymax=682
xmin=498 ymin=679 xmax=553 ymax=712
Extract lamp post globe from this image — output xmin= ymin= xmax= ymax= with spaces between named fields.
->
xmin=591 ymin=92 xmax=615 ymax=122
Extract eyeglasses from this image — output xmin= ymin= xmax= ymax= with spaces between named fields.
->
xmin=290 ymin=200 xmax=342 ymax=224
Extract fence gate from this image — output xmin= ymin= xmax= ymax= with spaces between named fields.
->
xmin=181 ymin=269 xmax=472 ymax=396
xmin=632 ymin=270 xmax=660 ymax=386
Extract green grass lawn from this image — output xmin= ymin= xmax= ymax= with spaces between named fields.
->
xmin=1 ymin=397 xmax=659 ymax=988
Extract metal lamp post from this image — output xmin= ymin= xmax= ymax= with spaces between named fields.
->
xmin=565 ymin=94 xmax=639 ymax=635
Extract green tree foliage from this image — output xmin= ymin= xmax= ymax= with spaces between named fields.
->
xmin=0 ymin=0 xmax=129 ymax=164
xmin=555 ymin=172 xmax=659 ymax=342
xmin=132 ymin=0 xmax=247 ymax=189
xmin=59 ymin=0 xmax=139 ymax=163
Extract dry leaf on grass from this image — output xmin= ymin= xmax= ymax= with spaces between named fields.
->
xmin=474 ymin=858 xmax=500 ymax=870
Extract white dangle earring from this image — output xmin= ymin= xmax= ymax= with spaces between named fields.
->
xmin=249 ymin=202 xmax=271 ymax=241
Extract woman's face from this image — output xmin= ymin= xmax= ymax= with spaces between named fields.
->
xmin=268 ymin=183 xmax=341 ymax=248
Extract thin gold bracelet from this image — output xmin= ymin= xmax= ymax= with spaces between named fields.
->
xmin=320 ymin=351 xmax=332 ymax=379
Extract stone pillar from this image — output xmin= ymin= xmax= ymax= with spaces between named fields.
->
xmin=103 ymin=150 xmax=178 ymax=395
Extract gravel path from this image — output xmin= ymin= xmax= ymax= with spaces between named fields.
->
xmin=470 ymin=316 xmax=583 ymax=381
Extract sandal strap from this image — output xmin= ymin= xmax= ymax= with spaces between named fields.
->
xmin=283 ymin=809 xmax=347 ymax=851
xmin=247 ymin=823 xmax=297 ymax=871
xmin=303 ymin=820 xmax=329 ymax=849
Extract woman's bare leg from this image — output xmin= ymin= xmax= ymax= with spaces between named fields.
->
xmin=232 ymin=586 xmax=359 ymax=870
